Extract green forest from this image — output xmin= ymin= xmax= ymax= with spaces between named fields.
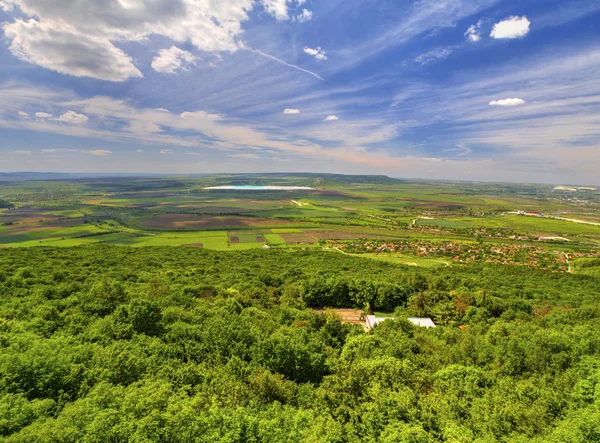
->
xmin=1 ymin=246 xmax=600 ymax=442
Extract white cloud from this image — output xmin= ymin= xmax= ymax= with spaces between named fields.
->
xmin=324 ymin=115 xmax=339 ymax=121
xmin=35 ymin=111 xmax=52 ymax=118
xmin=0 ymin=0 xmax=16 ymax=11
xmin=160 ymin=149 xmax=173 ymax=154
xmin=151 ymin=46 xmax=196 ymax=75
xmin=415 ymin=47 xmax=453 ymax=65
xmin=89 ymin=149 xmax=111 ymax=156
xmin=465 ymin=20 xmax=482 ymax=42
xmin=18 ymin=111 xmax=30 ymax=118
xmin=55 ymin=110 xmax=89 ymax=124
xmin=14 ymin=149 xmax=32 ymax=155
xmin=491 ymin=16 xmax=531 ymax=39
xmin=296 ymin=9 xmax=312 ymax=22
xmin=136 ymin=149 xmax=144 ymax=153
xmin=3 ymin=0 xmax=299 ymax=81
xmin=3 ymin=19 xmax=143 ymax=82
xmin=304 ymin=46 xmax=327 ymax=61
xmin=262 ymin=0 xmax=293 ymax=20
xmin=283 ymin=108 xmax=300 ymax=114
xmin=489 ymin=98 xmax=526 ymax=106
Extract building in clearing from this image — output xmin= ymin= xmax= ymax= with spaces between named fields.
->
xmin=365 ymin=315 xmax=436 ymax=329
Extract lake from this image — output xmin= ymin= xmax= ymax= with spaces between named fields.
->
xmin=203 ymin=186 xmax=315 ymax=190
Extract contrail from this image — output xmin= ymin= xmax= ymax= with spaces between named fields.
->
xmin=244 ymin=47 xmax=325 ymax=81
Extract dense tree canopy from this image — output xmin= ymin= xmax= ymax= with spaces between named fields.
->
xmin=0 ymin=246 xmax=599 ymax=441
xmin=0 ymin=199 xmax=13 ymax=209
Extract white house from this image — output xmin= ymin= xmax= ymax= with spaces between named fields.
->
xmin=407 ymin=317 xmax=437 ymax=328
xmin=365 ymin=315 xmax=436 ymax=330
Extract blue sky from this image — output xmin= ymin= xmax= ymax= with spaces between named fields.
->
xmin=0 ymin=0 xmax=599 ymax=184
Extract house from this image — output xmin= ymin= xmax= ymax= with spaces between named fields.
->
xmin=408 ymin=317 xmax=437 ymax=328
xmin=365 ymin=315 xmax=388 ymax=329
xmin=365 ymin=315 xmax=436 ymax=330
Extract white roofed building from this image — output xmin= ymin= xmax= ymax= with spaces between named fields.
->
xmin=365 ymin=315 xmax=436 ymax=330
xmin=408 ymin=317 xmax=437 ymax=328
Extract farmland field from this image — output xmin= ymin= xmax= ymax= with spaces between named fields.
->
xmin=0 ymin=173 xmax=598 ymax=269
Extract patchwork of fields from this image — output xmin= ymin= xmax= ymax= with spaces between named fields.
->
xmin=1 ymin=174 xmax=599 ymax=273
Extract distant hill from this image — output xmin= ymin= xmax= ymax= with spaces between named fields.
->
xmin=0 ymin=172 xmax=156 ymax=182
xmin=204 ymin=173 xmax=403 ymax=186
xmin=0 ymin=171 xmax=402 ymax=185
xmin=0 ymin=172 xmax=76 ymax=181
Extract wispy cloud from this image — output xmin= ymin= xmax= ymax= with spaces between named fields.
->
xmin=304 ymin=46 xmax=327 ymax=61
xmin=296 ymin=8 xmax=312 ymax=22
xmin=533 ymin=0 xmax=600 ymax=29
xmin=283 ymin=108 xmax=300 ymax=114
xmin=152 ymin=46 xmax=196 ymax=75
xmin=55 ymin=110 xmax=88 ymax=124
xmin=465 ymin=20 xmax=483 ymax=42
xmin=230 ymin=153 xmax=259 ymax=159
xmin=414 ymin=47 xmax=454 ymax=65
xmin=41 ymin=148 xmax=79 ymax=153
xmin=89 ymin=149 xmax=111 ymax=156
xmin=333 ymin=0 xmax=502 ymax=71
xmin=443 ymin=144 xmax=472 ymax=156
xmin=324 ymin=115 xmax=339 ymax=121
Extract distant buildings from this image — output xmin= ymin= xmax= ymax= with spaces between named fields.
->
xmin=553 ymin=186 xmax=597 ymax=192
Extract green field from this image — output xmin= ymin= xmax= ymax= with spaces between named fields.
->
xmin=1 ymin=174 xmax=599 ymax=269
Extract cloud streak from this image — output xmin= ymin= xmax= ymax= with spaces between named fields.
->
xmin=245 ymin=47 xmax=325 ymax=81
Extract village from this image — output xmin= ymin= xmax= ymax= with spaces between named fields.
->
xmin=340 ymin=239 xmax=600 ymax=272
